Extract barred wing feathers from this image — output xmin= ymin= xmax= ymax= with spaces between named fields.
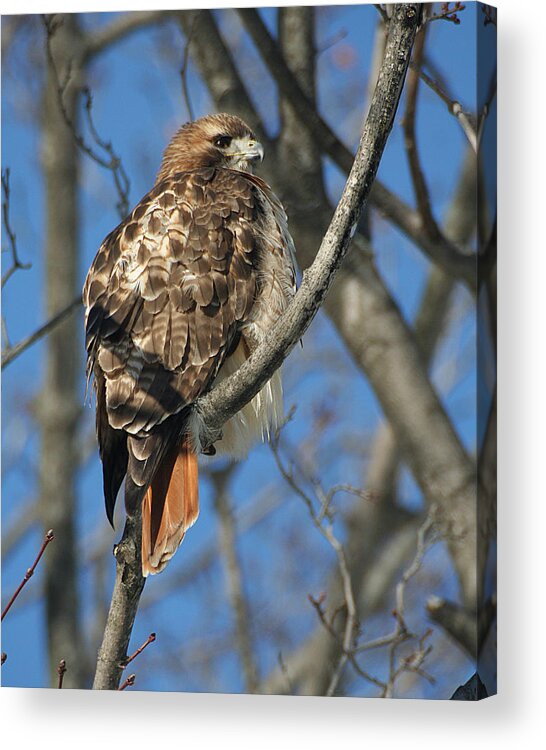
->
xmin=84 ymin=167 xmax=261 ymax=522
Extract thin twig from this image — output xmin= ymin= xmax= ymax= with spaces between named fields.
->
xmin=277 ymin=651 xmax=293 ymax=694
xmin=382 ymin=512 xmax=437 ymax=698
xmin=428 ymin=2 xmax=466 ymax=24
xmin=1 ymin=295 xmax=82 ymax=370
xmin=118 ymin=673 xmax=136 ymax=691
xmin=121 ymin=632 xmax=156 ymax=669
xmin=410 ymin=62 xmax=477 ymax=151
xmin=180 ymin=14 xmax=197 ymax=121
xmin=308 ymin=594 xmax=386 ymax=691
xmin=1 ymin=169 xmax=31 ymax=290
xmin=57 ymin=659 xmax=67 ymax=688
xmin=82 ymin=87 xmax=130 ymax=217
xmin=272 ymin=437 xmax=360 ymax=696
xmin=317 ymin=29 xmax=348 ymax=56
xmin=42 ymin=15 xmax=130 ymax=219
xmin=1 ymin=529 xmax=55 ymax=621
xmin=302 ymin=506 xmax=438 ymax=698
xmin=374 ymin=5 xmax=390 ymax=24
xmin=477 ymin=70 xmax=497 ymax=148
xmin=403 ymin=26 xmax=442 ymax=240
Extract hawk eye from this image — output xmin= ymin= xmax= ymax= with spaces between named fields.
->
xmin=214 ymin=135 xmax=232 ymax=149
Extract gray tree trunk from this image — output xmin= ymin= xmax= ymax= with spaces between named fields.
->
xmin=37 ymin=13 xmax=85 ymax=688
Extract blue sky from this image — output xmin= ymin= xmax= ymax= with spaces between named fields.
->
xmin=1 ymin=4 xmax=491 ymax=696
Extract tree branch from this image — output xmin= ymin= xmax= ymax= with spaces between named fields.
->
xmin=402 ymin=25 xmax=442 ymax=240
xmin=426 ymin=595 xmax=496 ymax=659
xmin=176 ymin=10 xmax=270 ymax=149
xmin=237 ymin=7 xmax=475 ymax=290
xmin=82 ymin=10 xmax=175 ymax=62
xmin=409 ymin=62 xmax=477 ymax=151
xmin=1 ymin=168 xmax=31 ymax=291
xmin=43 ymin=14 xmax=131 ymax=218
xmin=1 ymin=529 xmax=55 ymax=621
xmin=272 ymin=436 xmax=361 ymax=696
xmin=92 ymin=509 xmax=145 ymax=690
xmin=1 ymin=295 xmax=82 ymax=370
xmin=212 ymin=467 xmax=259 ymax=693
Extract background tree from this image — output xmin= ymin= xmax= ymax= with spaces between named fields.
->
xmin=1 ymin=2 xmax=496 ymax=698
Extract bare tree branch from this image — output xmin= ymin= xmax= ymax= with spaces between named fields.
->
xmin=426 ymin=595 xmax=496 ymax=659
xmin=176 ymin=10 xmax=270 ymax=149
xmin=43 ymin=14 xmax=131 ymax=218
xmin=93 ymin=509 xmax=145 ymax=690
xmin=212 ymin=467 xmax=259 ymax=693
xmin=82 ymin=10 xmax=175 ymax=61
xmin=237 ymin=7 xmax=475 ymax=290
xmin=428 ymin=3 xmax=466 ymax=25
xmin=1 ymin=295 xmax=82 ymax=370
xmin=121 ymin=631 xmax=156 ymax=668
xmin=1 ymin=168 xmax=31 ymax=290
xmin=56 ymin=659 xmax=67 ymax=688
xmin=179 ymin=14 xmax=197 ymax=122
xmin=403 ymin=25 xmax=442 ymax=239
xmin=410 ymin=61 xmax=477 ymax=151
xmin=272 ymin=435 xmax=360 ymax=696
xmin=118 ymin=673 xmax=136 ymax=690
xmin=374 ymin=5 xmax=390 ymax=24
xmin=1 ymin=529 xmax=55 ymax=621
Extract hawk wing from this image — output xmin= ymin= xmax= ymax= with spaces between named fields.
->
xmin=84 ymin=167 xmax=260 ymax=521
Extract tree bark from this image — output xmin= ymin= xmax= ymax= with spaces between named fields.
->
xmin=37 ymin=13 xmax=85 ymax=688
xmin=92 ymin=510 xmax=145 ymax=690
xmin=264 ymin=146 xmax=478 ymax=695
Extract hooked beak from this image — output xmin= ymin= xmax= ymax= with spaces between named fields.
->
xmin=246 ymin=140 xmax=264 ymax=163
xmin=227 ymin=137 xmax=264 ymax=165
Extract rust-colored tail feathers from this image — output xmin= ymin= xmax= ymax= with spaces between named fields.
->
xmin=141 ymin=438 xmax=199 ymax=576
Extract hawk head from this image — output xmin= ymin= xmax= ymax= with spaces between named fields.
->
xmin=156 ymin=113 xmax=264 ymax=183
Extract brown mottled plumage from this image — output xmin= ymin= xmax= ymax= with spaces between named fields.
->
xmin=84 ymin=114 xmax=296 ymax=575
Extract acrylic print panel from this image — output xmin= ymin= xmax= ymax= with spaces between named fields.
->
xmin=1 ymin=2 xmax=496 ymax=698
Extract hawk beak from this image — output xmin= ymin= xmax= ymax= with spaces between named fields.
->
xmin=245 ymin=140 xmax=264 ymax=163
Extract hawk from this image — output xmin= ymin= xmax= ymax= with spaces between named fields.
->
xmin=84 ymin=114 xmax=297 ymax=576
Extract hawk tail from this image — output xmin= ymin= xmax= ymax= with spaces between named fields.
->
xmin=141 ymin=438 xmax=199 ymax=576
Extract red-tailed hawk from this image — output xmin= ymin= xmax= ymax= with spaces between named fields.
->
xmin=84 ymin=114 xmax=297 ymax=576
